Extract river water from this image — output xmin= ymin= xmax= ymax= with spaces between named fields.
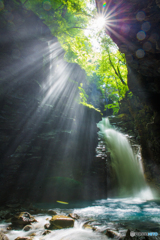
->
xmin=1 ymin=198 xmax=160 ymax=239
xmin=1 ymin=119 xmax=159 ymax=239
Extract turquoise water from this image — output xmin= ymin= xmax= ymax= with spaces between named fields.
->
xmin=1 ymin=198 xmax=160 ymax=239
xmin=72 ymin=198 xmax=160 ymax=232
xmin=36 ymin=197 xmax=160 ymax=232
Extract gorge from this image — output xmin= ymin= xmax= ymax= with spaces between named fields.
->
xmin=0 ymin=0 xmax=160 ymax=239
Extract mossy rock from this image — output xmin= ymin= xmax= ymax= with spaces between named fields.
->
xmin=49 ymin=215 xmax=74 ymax=229
xmin=11 ymin=212 xmax=37 ymax=228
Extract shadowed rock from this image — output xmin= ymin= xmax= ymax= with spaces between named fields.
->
xmin=11 ymin=212 xmax=37 ymax=229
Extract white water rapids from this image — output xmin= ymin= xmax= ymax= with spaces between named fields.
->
xmin=1 ymin=198 xmax=160 ymax=240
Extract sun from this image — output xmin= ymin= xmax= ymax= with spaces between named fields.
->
xmin=83 ymin=14 xmax=108 ymax=51
xmin=94 ymin=16 xmax=107 ymax=30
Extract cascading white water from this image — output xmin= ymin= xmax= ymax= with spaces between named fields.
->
xmin=97 ymin=118 xmax=153 ymax=198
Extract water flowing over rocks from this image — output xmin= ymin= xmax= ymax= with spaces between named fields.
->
xmin=0 ymin=203 xmax=159 ymax=240
xmin=68 ymin=213 xmax=80 ymax=220
xmin=42 ymin=230 xmax=51 ymax=235
xmin=49 ymin=215 xmax=74 ymax=229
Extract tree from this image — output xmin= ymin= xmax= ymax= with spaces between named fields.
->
xmin=95 ymin=36 xmax=129 ymax=114
xmin=20 ymin=0 xmax=129 ymax=115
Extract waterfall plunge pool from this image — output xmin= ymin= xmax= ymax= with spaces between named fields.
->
xmin=1 ymin=119 xmax=159 ymax=239
xmin=1 ymin=198 xmax=160 ymax=239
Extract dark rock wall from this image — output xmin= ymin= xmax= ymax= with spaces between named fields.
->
xmin=96 ymin=0 xmax=160 ymax=192
xmin=0 ymin=1 xmax=107 ymax=204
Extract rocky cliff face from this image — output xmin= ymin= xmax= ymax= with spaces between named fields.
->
xmin=96 ymin=0 xmax=160 ymax=192
xmin=0 ymin=1 xmax=107 ymax=204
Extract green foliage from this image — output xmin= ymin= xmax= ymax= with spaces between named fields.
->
xmin=78 ymin=83 xmax=101 ymax=113
xmin=80 ymin=102 xmax=102 ymax=114
xmin=93 ymin=36 xmax=128 ymax=114
xmin=19 ymin=0 xmax=130 ymax=115
xmin=78 ymin=83 xmax=88 ymax=103
xmin=20 ymin=0 xmax=90 ymax=38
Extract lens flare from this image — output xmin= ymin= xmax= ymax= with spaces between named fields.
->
xmin=103 ymin=2 xmax=106 ymax=8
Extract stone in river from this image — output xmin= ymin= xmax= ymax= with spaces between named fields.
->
xmin=11 ymin=212 xmax=37 ymax=229
xmin=0 ymin=231 xmax=9 ymax=240
xmin=49 ymin=215 xmax=74 ymax=229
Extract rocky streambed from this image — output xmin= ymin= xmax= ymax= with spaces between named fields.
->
xmin=0 ymin=199 xmax=160 ymax=240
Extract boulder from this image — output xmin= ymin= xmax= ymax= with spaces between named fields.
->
xmin=23 ymin=225 xmax=32 ymax=231
xmin=0 ymin=232 xmax=9 ymax=240
xmin=49 ymin=215 xmax=74 ymax=229
xmin=105 ymin=229 xmax=121 ymax=239
xmin=11 ymin=212 xmax=37 ymax=228
xmin=6 ymin=227 xmax=12 ymax=231
xmin=48 ymin=209 xmax=57 ymax=216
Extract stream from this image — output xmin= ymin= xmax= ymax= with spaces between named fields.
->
xmin=1 ymin=118 xmax=160 ymax=239
xmin=1 ymin=198 xmax=160 ymax=239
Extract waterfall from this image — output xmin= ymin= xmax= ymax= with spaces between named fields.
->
xmin=97 ymin=118 xmax=153 ymax=198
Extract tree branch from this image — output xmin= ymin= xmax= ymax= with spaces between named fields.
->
xmin=108 ymin=52 xmax=126 ymax=85
xmin=22 ymin=0 xmax=28 ymax=6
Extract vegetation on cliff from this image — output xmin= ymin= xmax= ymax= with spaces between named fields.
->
xmin=18 ymin=0 xmax=129 ymax=114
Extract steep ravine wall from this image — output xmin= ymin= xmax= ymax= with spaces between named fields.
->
xmin=0 ymin=1 xmax=107 ymax=204
xmin=96 ymin=0 xmax=160 ymax=192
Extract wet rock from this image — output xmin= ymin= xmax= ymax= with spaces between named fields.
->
xmin=106 ymin=229 xmax=121 ymax=238
xmin=123 ymin=229 xmax=133 ymax=240
xmin=23 ymin=225 xmax=32 ymax=231
xmin=11 ymin=212 xmax=37 ymax=228
xmin=48 ymin=209 xmax=57 ymax=216
xmin=6 ymin=226 xmax=12 ymax=231
xmin=82 ymin=223 xmax=92 ymax=230
xmin=29 ymin=233 xmax=36 ymax=237
xmin=49 ymin=215 xmax=74 ymax=229
xmin=42 ymin=230 xmax=51 ymax=235
xmin=44 ymin=223 xmax=50 ymax=229
xmin=92 ymin=226 xmax=99 ymax=231
xmin=92 ymin=226 xmax=108 ymax=233
xmin=82 ymin=220 xmax=97 ymax=230
xmin=68 ymin=213 xmax=80 ymax=220
xmin=0 ymin=231 xmax=9 ymax=240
